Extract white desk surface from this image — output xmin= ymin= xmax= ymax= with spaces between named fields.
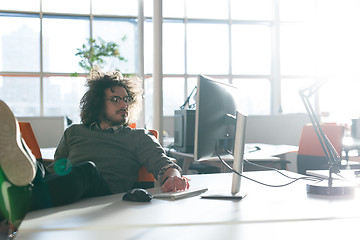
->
xmin=40 ymin=148 xmax=56 ymax=160
xmin=16 ymin=170 xmax=360 ymax=240
xmin=307 ymin=169 xmax=360 ymax=186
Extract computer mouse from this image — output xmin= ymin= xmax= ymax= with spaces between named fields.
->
xmin=122 ymin=188 xmax=153 ymax=202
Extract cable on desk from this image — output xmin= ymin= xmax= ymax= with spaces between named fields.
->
xmin=227 ymin=148 xmax=324 ymax=181
xmin=243 ymin=158 xmax=325 ymax=181
xmin=215 ymin=145 xmax=325 ymax=188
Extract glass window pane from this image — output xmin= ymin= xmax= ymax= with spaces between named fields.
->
xmin=231 ymin=0 xmax=272 ymax=20
xmin=187 ymin=23 xmax=229 ymax=75
xmin=232 ymin=78 xmax=271 ymax=115
xmin=315 ymin=2 xmax=360 ymax=77
xmin=144 ymin=77 xmax=154 ymax=128
xmin=0 ymin=15 xmax=40 ymax=72
xmin=186 ymin=0 xmax=228 ymax=19
xmin=144 ymin=21 xmax=153 ymax=74
xmin=145 ymin=0 xmax=185 ymax=18
xmin=163 ymin=77 xmax=185 ymax=116
xmin=320 ymin=78 xmax=360 ymax=125
xmin=317 ymin=0 xmax=360 ymax=22
xmin=232 ymin=25 xmax=271 ymax=75
xmin=280 ymin=23 xmax=316 ymax=75
xmin=163 ymin=22 xmax=185 ymax=74
xmin=281 ymin=78 xmax=314 ymax=114
xmin=0 ymin=0 xmax=39 ymax=12
xmin=44 ymin=76 xmax=87 ymax=124
xmin=42 ymin=0 xmax=90 ymax=14
xmin=187 ymin=77 xmax=197 ymax=109
xmin=0 ymin=76 xmax=40 ymax=116
xmin=93 ymin=18 xmax=137 ymax=73
xmin=144 ymin=0 xmax=153 ymax=18
xmin=279 ymin=0 xmax=315 ymax=21
xmin=42 ymin=17 xmax=89 ymax=73
xmin=164 ymin=0 xmax=185 ymax=18
xmin=92 ymin=0 xmax=137 ymax=16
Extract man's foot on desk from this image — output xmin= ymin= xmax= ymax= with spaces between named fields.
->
xmin=0 ymin=100 xmax=35 ymax=231
xmin=0 ymin=100 xmax=37 ymax=186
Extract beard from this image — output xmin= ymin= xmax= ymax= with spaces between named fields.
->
xmin=101 ymin=112 xmax=128 ymax=127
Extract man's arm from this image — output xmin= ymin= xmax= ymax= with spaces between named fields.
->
xmin=160 ymin=167 xmax=190 ymax=192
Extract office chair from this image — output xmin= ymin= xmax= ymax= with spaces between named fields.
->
xmin=18 ymin=122 xmax=42 ymax=160
xmin=133 ymin=128 xmax=157 ymax=188
xmin=297 ymin=123 xmax=345 ymax=175
xmin=18 ymin=121 xmax=156 ymax=188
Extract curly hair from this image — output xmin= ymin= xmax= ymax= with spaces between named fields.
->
xmin=80 ymin=69 xmax=143 ymax=127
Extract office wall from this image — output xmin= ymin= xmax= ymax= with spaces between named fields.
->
xmin=17 ymin=116 xmax=66 ymax=148
xmin=246 ymin=113 xmax=310 ymax=146
xmin=165 ymin=113 xmax=310 ymax=145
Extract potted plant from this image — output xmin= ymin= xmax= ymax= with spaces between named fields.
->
xmin=72 ymin=36 xmax=127 ymax=76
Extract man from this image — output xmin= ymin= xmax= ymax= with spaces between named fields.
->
xmin=0 ymin=69 xmax=189 ymax=230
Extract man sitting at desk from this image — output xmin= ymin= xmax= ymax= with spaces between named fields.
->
xmin=0 ymin=69 xmax=189 ymax=230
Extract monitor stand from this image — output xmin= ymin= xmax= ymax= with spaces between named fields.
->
xmin=201 ymin=111 xmax=247 ymax=200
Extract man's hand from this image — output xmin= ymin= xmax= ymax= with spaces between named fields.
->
xmin=161 ymin=176 xmax=190 ymax=192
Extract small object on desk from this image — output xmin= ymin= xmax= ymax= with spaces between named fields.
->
xmin=152 ymin=187 xmax=208 ymax=200
xmin=201 ymin=193 xmax=246 ymax=200
xmin=122 ymin=188 xmax=153 ymax=202
xmin=247 ymin=146 xmax=261 ymax=153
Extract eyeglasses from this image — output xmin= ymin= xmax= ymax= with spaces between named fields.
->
xmin=105 ymin=96 xmax=133 ymax=104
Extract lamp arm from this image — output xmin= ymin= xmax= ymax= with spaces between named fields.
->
xmin=299 ymin=88 xmax=341 ymax=168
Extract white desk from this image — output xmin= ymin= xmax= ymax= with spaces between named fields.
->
xmin=40 ymin=148 xmax=56 ymax=160
xmin=16 ymin=170 xmax=360 ymax=240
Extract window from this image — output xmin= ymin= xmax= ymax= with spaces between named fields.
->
xmin=186 ymin=23 xmax=229 ymax=75
xmin=232 ymin=24 xmax=271 ymax=75
xmin=42 ymin=16 xmax=90 ymax=73
xmin=93 ymin=18 xmax=137 ymax=73
xmin=0 ymin=1 xmax=137 ymax=123
xmin=1 ymin=0 xmax=360 ymax=128
xmin=43 ymin=76 xmax=87 ymax=123
xmin=232 ymin=78 xmax=271 ymax=115
xmin=0 ymin=14 xmax=40 ymax=72
xmin=0 ymin=76 xmax=40 ymax=116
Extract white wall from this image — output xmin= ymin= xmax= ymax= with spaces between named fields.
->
xmin=165 ymin=113 xmax=310 ymax=145
xmin=246 ymin=113 xmax=310 ymax=146
xmin=245 ymin=113 xmax=310 ymax=173
xmin=17 ymin=116 xmax=67 ymax=148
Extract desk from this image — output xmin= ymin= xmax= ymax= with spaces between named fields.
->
xmin=343 ymin=137 xmax=360 ymax=162
xmin=16 ymin=170 xmax=360 ymax=240
xmin=168 ymin=143 xmax=298 ymax=173
xmin=40 ymin=148 xmax=56 ymax=160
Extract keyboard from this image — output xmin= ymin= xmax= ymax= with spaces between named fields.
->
xmin=152 ymin=187 xmax=208 ymax=200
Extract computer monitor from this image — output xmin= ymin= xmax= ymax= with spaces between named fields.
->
xmin=194 ymin=75 xmax=247 ymax=199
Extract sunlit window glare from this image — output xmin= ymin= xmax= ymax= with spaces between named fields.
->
xmin=1 ymin=0 xmax=360 ymax=126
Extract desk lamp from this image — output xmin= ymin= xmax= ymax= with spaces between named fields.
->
xmin=299 ymin=81 xmax=355 ymax=195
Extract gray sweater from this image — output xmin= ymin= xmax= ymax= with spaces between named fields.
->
xmin=54 ymin=124 xmax=179 ymax=193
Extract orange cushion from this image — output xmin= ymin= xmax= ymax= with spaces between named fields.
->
xmin=297 ymin=124 xmax=344 ymax=157
xmin=19 ymin=122 xmax=42 ymax=160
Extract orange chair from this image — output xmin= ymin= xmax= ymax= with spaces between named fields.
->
xmin=19 ymin=121 xmax=156 ymax=187
xmin=18 ymin=122 xmax=42 ymax=161
xmin=297 ymin=124 xmax=345 ymax=175
xmin=135 ymin=129 xmax=157 ymax=183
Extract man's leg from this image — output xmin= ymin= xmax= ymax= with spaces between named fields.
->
xmin=31 ymin=161 xmax=112 ymax=210
xmin=0 ymin=100 xmax=112 ymax=230
xmin=0 ymin=100 xmax=36 ymax=230
xmin=0 ymin=100 xmax=37 ymax=187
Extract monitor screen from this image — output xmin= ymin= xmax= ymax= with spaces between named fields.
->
xmin=194 ymin=75 xmax=242 ymax=161
xmin=194 ymin=75 xmax=247 ymax=197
